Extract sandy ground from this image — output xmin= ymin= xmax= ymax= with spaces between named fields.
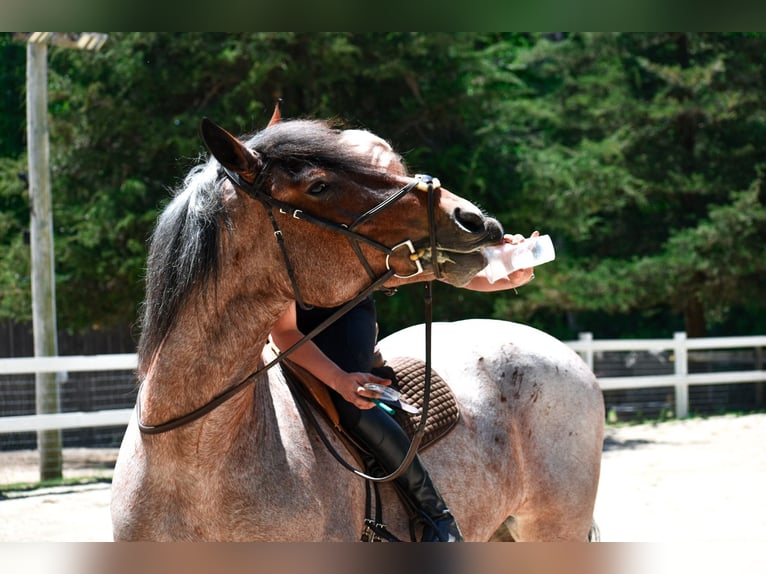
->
xmin=1 ymin=413 xmax=765 ymax=542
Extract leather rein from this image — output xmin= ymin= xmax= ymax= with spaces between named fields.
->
xmin=136 ymin=158 xmax=442 ymax=483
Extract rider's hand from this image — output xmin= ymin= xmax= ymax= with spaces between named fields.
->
xmin=330 ymin=371 xmax=392 ymax=410
xmin=503 ymin=231 xmax=539 ymax=287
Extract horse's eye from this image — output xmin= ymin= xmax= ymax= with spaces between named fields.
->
xmin=308 ymin=182 xmax=328 ymax=196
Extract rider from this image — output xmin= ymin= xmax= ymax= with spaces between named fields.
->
xmin=270 ymin=131 xmax=535 ymax=542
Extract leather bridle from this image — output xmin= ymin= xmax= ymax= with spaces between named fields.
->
xmin=137 ymin=157 xmax=442 ymax=484
xmin=221 ymin=160 xmax=442 ymax=308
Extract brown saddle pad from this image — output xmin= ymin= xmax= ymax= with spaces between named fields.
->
xmin=382 ymin=356 xmax=460 ymax=450
xmin=281 ymin=355 xmax=459 ymax=451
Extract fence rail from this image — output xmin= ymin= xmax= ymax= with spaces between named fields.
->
xmin=1 ymin=332 xmax=765 ymax=434
xmin=0 ymin=353 xmax=137 ymax=375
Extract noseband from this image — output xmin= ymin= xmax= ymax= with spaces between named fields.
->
xmin=137 ymin=156 xmax=441 ymax=485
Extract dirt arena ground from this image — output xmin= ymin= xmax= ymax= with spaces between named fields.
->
xmin=1 ymin=413 xmax=765 ymax=542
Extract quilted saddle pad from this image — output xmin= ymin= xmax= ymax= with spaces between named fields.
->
xmin=379 ymin=356 xmax=460 ymax=450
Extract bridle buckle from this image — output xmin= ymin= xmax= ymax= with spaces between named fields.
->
xmin=279 ymin=207 xmax=303 ymax=219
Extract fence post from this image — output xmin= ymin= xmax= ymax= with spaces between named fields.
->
xmin=27 ymin=40 xmax=63 ymax=480
xmin=756 ymin=346 xmax=764 ymax=407
xmin=674 ymin=332 xmax=689 ymax=418
xmin=578 ymin=332 xmax=594 ymax=371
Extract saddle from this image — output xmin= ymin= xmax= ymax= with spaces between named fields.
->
xmin=280 ymin=355 xmax=460 ymax=451
xmin=277 ymin=349 xmax=460 ymax=541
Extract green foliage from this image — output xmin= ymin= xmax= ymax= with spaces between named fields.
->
xmin=1 ymin=32 xmax=765 ymax=339
xmin=0 ymin=36 xmax=31 ymax=322
xmin=0 ymin=34 xmax=26 ymax=158
xmin=483 ymin=33 xmax=766 ymax=337
xmin=0 ymin=155 xmax=31 ymax=321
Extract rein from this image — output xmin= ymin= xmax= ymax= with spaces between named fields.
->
xmin=137 ymin=269 xmax=395 ymax=434
xmin=136 ymin=157 xmax=441 ymax=484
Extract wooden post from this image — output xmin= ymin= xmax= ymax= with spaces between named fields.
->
xmin=27 ymin=40 xmax=62 ymax=481
xmin=18 ymin=32 xmax=108 ymax=482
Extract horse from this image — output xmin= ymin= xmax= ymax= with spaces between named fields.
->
xmin=110 ymin=115 xmax=604 ymax=541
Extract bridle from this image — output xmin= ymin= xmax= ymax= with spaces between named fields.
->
xmin=221 ymin=159 xmax=443 ymax=309
xmin=137 ymin=155 xmax=442 ymax=483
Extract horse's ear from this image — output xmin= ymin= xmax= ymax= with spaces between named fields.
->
xmin=200 ymin=117 xmax=263 ymax=182
xmin=267 ymin=99 xmax=283 ymax=127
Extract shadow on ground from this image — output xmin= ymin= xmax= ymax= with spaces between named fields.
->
xmin=602 ymin=436 xmax=656 ymax=451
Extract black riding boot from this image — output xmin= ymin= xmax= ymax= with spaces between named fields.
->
xmin=342 ymin=402 xmax=464 ymax=542
xmin=394 ymin=455 xmax=464 ymax=542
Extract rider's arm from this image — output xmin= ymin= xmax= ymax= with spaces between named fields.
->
xmin=270 ymin=302 xmax=387 ymax=409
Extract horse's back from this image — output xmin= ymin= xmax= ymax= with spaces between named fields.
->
xmin=378 ymin=319 xmax=604 ymax=540
xmin=378 ymin=319 xmax=601 ymax=409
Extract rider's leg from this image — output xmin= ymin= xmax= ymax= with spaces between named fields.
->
xmin=334 ymin=396 xmax=464 ymax=542
xmin=305 ymin=297 xmax=462 ymax=541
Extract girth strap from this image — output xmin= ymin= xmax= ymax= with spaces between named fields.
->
xmin=361 ymin=480 xmax=403 ymax=542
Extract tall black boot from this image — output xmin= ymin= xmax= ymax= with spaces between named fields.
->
xmin=395 ymin=455 xmax=464 ymax=542
xmin=349 ymin=405 xmax=464 ymax=542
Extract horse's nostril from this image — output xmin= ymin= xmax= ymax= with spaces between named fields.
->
xmin=454 ymin=207 xmax=486 ymax=234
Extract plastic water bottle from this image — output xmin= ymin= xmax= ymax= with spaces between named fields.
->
xmin=481 ymin=234 xmax=556 ymax=283
xmin=363 ymin=383 xmax=402 ymax=402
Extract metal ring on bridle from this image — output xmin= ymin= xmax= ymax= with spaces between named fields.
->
xmin=386 ymin=239 xmax=425 ymax=279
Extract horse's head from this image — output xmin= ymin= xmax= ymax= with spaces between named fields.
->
xmin=200 ymin=117 xmax=502 ymax=306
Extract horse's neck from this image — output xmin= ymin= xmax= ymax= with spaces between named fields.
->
xmin=140 ymin=201 xmax=295 ymax=427
xmin=140 ymin=281 xmax=290 ymax=435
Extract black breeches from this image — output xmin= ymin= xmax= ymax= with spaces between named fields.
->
xmin=331 ymin=391 xmax=413 ymax=471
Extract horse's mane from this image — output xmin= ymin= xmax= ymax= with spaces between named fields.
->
xmin=137 ymin=119 xmax=398 ymax=373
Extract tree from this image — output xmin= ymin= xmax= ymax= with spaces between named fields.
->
xmin=0 ymin=35 xmax=31 ymax=322
xmin=482 ymin=33 xmax=766 ymax=337
xmin=0 ymin=34 xmax=26 ymax=158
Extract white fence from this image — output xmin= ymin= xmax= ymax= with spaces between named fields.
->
xmin=1 ymin=332 xmax=765 ymax=434
xmin=569 ymin=332 xmax=766 ymax=418
xmin=0 ymin=354 xmax=136 ymax=434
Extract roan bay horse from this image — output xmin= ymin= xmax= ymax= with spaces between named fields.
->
xmin=111 ymin=116 xmax=604 ymax=541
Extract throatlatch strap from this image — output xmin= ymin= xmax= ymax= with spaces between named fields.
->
xmin=264 ymin=202 xmax=313 ymax=311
